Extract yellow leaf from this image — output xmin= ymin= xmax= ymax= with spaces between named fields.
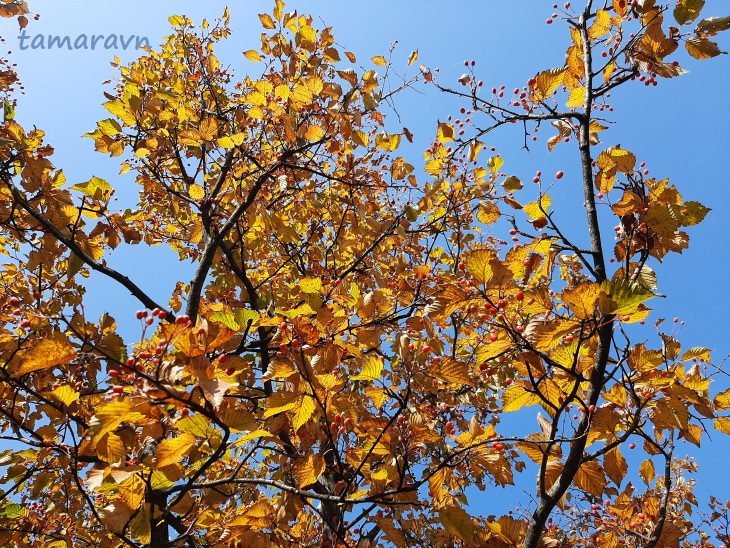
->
xmin=477 ymin=200 xmax=500 ymax=225
xmin=299 ymin=277 xmax=322 ymax=294
xmin=13 ymin=332 xmax=76 ymax=376
xmin=263 ymin=391 xmax=298 ymax=418
xmin=487 ymin=155 xmax=504 ymax=175
xmin=436 ymin=122 xmax=454 ymax=143
xmin=304 ymin=125 xmax=324 ymax=142
xmin=188 ymin=184 xmax=205 ymax=201
xmin=685 ymin=37 xmax=725 ymax=59
xmin=232 ymin=430 xmax=273 ymax=447
xmin=465 ymin=248 xmax=497 ymax=285
xmin=292 ymin=396 xmax=316 ymax=432
xmin=604 ymin=447 xmax=628 ymax=486
xmin=561 ymin=282 xmax=600 ymax=320
xmin=293 ymin=453 xmax=325 ymax=488
xmin=198 ymin=118 xmax=218 ymax=142
xmin=713 ymin=389 xmax=730 ymax=411
xmin=97 ymin=433 xmax=127 ymax=464
xmin=575 ymin=460 xmax=607 ymax=496
xmin=365 ymin=386 xmax=388 ymax=410
xmin=714 ymin=417 xmax=730 ymax=435
xmin=589 ymin=9 xmax=611 ymax=40
xmin=532 ymin=68 xmax=565 ymax=102
xmin=609 ymin=147 xmax=636 ymax=173
xmin=279 ymin=303 xmax=315 ymax=319
xmin=352 ymin=355 xmax=383 ymax=381
xmin=103 ymin=100 xmax=136 ymax=126
xmin=502 ymin=385 xmax=540 ymax=412
xmin=51 ymin=385 xmax=79 ymax=406
xmin=639 ymin=459 xmax=655 ymax=486
xmin=375 ymin=132 xmax=400 ymax=151
xmin=431 ymin=357 xmax=474 ymax=387
xmin=153 ymin=433 xmax=196 ymax=469
xmin=352 ymin=129 xmax=368 ymax=147
xmin=523 ymin=194 xmax=552 ymax=220
xmin=90 ymin=400 xmax=148 ymax=444
xmin=306 ymin=76 xmax=324 ymax=96
xmin=274 ymin=84 xmax=290 ymax=102
xmin=407 ymin=50 xmax=419 ymax=66
xmin=128 ymin=503 xmax=151 ymax=544
xmin=168 ymin=15 xmax=185 ymax=27
xmin=243 ymin=49 xmax=261 ymax=62
xmin=566 ymin=86 xmax=585 ymax=108
xmin=258 ymin=13 xmax=276 ymax=29
xmin=371 ymin=55 xmax=387 ymax=66
xmin=439 ymin=505 xmax=476 ymax=541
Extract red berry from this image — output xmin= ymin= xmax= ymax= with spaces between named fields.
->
xmin=515 ymin=290 xmax=524 ymax=301
xmin=555 ymin=171 xmax=564 ymax=179
xmin=445 ymin=421 xmax=453 ymax=430
xmin=629 ymin=443 xmax=636 ymax=449
xmin=136 ymin=310 xmax=147 ymax=320
xmin=505 ymin=378 xmax=513 ymax=385
xmin=225 ymin=367 xmax=235 ymax=376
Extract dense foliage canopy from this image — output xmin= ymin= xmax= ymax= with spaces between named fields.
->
xmin=1 ymin=1 xmax=729 ymax=546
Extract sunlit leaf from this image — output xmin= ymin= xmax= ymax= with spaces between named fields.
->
xmin=258 ymin=13 xmax=276 ymax=29
xmin=13 ymin=332 xmax=76 ymax=376
xmin=351 ymin=355 xmax=383 ymax=381
xmin=154 ymin=433 xmax=196 ymax=469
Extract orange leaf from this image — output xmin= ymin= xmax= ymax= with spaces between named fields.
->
xmin=13 ymin=332 xmax=76 ymax=376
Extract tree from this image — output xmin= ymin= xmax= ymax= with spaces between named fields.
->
xmin=0 ymin=0 xmax=729 ymax=546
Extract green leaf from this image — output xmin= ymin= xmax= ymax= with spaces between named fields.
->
xmin=0 ymin=503 xmax=24 ymax=519
xmin=3 ymin=99 xmax=15 ymax=121
xmin=503 ymin=175 xmax=523 ymax=192
xmin=674 ymin=0 xmax=705 ymax=26
xmin=599 ymin=279 xmax=655 ymax=315
xmin=234 ymin=308 xmax=260 ymax=329
xmin=210 ymin=311 xmax=239 ymax=330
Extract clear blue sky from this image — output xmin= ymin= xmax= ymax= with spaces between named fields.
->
xmin=3 ymin=0 xmax=730 ymax=522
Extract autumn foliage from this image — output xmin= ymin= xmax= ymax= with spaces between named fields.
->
xmin=1 ymin=0 xmax=730 ymax=547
